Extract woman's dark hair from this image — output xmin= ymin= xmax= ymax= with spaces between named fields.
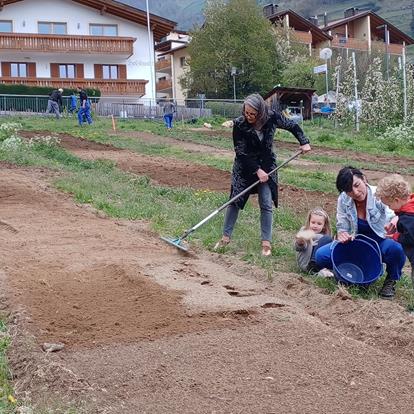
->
xmin=336 ymin=166 xmax=364 ymax=193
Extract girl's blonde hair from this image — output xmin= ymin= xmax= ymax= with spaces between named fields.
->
xmin=304 ymin=207 xmax=331 ymax=235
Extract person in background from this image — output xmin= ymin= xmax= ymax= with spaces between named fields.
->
xmin=376 ymin=174 xmax=414 ymax=288
xmin=312 ymin=92 xmax=319 ymax=112
xmin=77 ymin=86 xmax=92 ymax=126
xmin=68 ymin=91 xmax=78 ymax=116
xmin=46 ymin=88 xmax=63 ymax=119
xmin=315 ymin=166 xmax=405 ymax=299
xmin=295 ymin=207 xmax=333 ymax=277
xmin=214 ymin=93 xmax=311 ymax=257
xmin=163 ymin=99 xmax=176 ymax=129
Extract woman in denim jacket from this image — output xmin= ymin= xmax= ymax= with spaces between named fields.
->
xmin=315 ymin=166 xmax=405 ymax=299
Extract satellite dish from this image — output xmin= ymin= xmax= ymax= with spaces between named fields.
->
xmin=319 ymin=48 xmax=332 ymax=60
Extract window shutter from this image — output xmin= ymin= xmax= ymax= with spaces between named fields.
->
xmin=76 ymin=63 xmax=84 ymax=79
xmin=27 ymin=63 xmax=36 ymax=77
xmin=118 ymin=64 xmax=127 ymax=79
xmin=50 ymin=63 xmax=59 ymax=78
xmin=94 ymin=64 xmax=103 ymax=79
xmin=1 ymin=62 xmax=11 ymax=77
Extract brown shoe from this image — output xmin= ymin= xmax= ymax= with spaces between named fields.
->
xmin=261 ymin=240 xmax=271 ymax=257
xmin=214 ymin=236 xmax=230 ymax=250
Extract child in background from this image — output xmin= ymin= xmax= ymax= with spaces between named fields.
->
xmin=69 ymin=91 xmax=77 ymax=115
xmin=376 ymin=174 xmax=414 ymax=286
xmin=295 ymin=207 xmax=334 ymax=276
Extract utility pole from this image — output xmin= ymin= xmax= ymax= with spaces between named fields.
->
xmin=231 ymin=67 xmax=237 ymax=102
xmin=352 ymin=52 xmax=359 ymax=132
xmin=403 ymin=46 xmax=407 ymax=122
xmin=146 ymin=0 xmax=156 ymax=105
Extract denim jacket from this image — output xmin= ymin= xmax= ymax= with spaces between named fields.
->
xmin=336 ymin=184 xmax=395 ymax=238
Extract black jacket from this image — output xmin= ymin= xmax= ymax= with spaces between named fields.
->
xmin=79 ymin=89 xmax=88 ymax=105
xmin=49 ymin=90 xmax=62 ymax=106
xmin=230 ymin=111 xmax=309 ymax=209
xmin=396 ymin=212 xmax=414 ymax=246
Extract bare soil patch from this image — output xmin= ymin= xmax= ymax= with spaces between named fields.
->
xmin=2 ymin=165 xmax=414 ymax=413
xmin=4 ymin=130 xmax=414 ymax=412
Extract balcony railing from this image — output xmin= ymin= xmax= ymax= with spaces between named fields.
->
xmin=156 ymin=79 xmax=172 ymax=92
xmin=156 ymin=59 xmax=172 ymax=71
xmin=292 ymin=30 xmax=312 ymax=44
xmin=0 ymin=77 xmax=147 ymax=96
xmin=371 ymin=40 xmax=404 ymax=55
xmin=331 ymin=37 xmax=369 ymax=51
xmin=0 ymin=33 xmax=135 ymax=56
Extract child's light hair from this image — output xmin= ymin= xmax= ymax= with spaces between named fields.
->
xmin=376 ymin=174 xmax=411 ymax=201
xmin=304 ymin=207 xmax=331 ymax=235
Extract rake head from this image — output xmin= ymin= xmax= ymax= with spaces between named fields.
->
xmin=160 ymin=236 xmax=189 ymax=252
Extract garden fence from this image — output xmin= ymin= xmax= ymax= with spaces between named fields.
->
xmin=0 ymin=94 xmax=246 ymax=120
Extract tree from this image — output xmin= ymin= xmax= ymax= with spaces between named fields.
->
xmin=180 ymin=0 xmax=282 ymax=99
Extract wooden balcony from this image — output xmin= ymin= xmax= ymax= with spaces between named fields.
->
xmin=0 ymin=77 xmax=147 ymax=96
xmin=292 ymin=30 xmax=312 ymax=44
xmin=371 ymin=40 xmax=404 ymax=55
xmin=156 ymin=58 xmax=172 ymax=72
xmin=0 ymin=33 xmax=135 ymax=57
xmin=331 ymin=37 xmax=369 ymax=51
xmin=156 ymin=79 xmax=172 ymax=92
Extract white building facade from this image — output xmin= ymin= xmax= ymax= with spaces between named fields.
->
xmin=0 ymin=0 xmax=175 ymax=99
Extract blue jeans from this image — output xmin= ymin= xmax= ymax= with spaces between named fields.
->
xmin=78 ymin=104 xmax=92 ymax=125
xmin=315 ymin=238 xmax=406 ymax=280
xmin=164 ymin=114 xmax=173 ymax=128
xmin=223 ymin=182 xmax=273 ymax=242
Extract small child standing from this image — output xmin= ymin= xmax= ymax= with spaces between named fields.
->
xmin=376 ymin=174 xmax=414 ymax=286
xmin=295 ymin=207 xmax=333 ymax=276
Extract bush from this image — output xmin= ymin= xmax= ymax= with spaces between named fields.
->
xmin=0 ymin=83 xmax=100 ymax=97
xmin=378 ymin=123 xmax=414 ymax=151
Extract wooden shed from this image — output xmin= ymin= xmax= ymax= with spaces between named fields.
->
xmin=264 ymin=86 xmax=316 ymax=120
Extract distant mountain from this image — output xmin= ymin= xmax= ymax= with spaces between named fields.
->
xmin=118 ymin=0 xmax=414 ymax=38
xmin=118 ymin=0 xmax=205 ymax=29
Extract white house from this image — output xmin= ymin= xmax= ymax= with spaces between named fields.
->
xmin=0 ymin=0 xmax=176 ymax=99
xmin=155 ymin=30 xmax=190 ymax=101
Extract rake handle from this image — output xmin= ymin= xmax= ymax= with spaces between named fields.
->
xmin=179 ymin=150 xmax=303 ymax=240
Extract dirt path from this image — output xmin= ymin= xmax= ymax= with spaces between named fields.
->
xmin=2 ymin=164 xmax=414 ymax=413
xmin=109 ymin=130 xmax=414 ymax=187
xmin=19 ymin=131 xmax=338 ymax=216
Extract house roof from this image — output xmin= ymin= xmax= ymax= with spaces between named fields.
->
xmin=267 ymin=9 xmax=332 ymax=43
xmin=155 ymin=39 xmax=188 ymax=52
xmin=0 ymin=0 xmax=176 ymax=41
xmin=264 ymin=86 xmax=316 ymax=101
xmin=157 ymin=44 xmax=188 ymax=57
xmin=324 ymin=10 xmax=414 ymax=45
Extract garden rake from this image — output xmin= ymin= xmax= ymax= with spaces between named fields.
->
xmin=161 ymin=150 xmax=303 ymax=252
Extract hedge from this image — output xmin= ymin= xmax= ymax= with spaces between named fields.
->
xmin=0 ymin=83 xmax=100 ymax=97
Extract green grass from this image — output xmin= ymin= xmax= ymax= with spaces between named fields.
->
xmin=0 ymin=318 xmax=15 ymax=413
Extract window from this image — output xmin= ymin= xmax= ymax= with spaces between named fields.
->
xmin=0 ymin=20 xmax=12 ymax=33
xmin=38 ymin=22 xmax=67 ymax=35
xmin=102 ymin=65 xmax=118 ymax=79
xmin=180 ymin=57 xmax=186 ymax=67
xmin=90 ymin=24 xmax=118 ymax=36
xmin=10 ymin=63 xmax=27 ymax=77
xmin=59 ymin=64 xmax=75 ymax=78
